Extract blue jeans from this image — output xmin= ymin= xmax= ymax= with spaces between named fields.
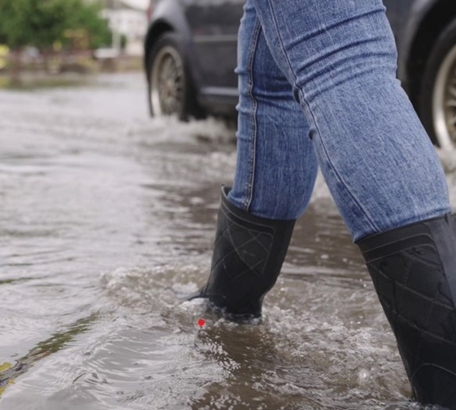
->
xmin=228 ymin=0 xmax=451 ymax=241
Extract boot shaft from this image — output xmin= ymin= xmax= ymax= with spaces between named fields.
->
xmin=358 ymin=214 xmax=456 ymax=408
xmin=202 ymin=187 xmax=295 ymax=321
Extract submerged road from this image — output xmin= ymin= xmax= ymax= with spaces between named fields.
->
xmin=0 ymin=72 xmax=455 ymax=410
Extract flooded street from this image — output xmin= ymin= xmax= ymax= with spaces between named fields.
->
xmin=1 ymin=72 xmax=456 ymax=410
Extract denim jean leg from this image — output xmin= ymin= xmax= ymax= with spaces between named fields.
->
xmin=228 ymin=0 xmax=319 ymax=220
xmin=250 ymin=0 xmax=451 ymax=240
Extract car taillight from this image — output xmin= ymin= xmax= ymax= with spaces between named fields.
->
xmin=146 ymin=0 xmax=154 ymax=20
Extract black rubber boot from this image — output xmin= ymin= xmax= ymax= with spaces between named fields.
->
xmin=191 ymin=186 xmax=295 ymax=322
xmin=357 ymin=214 xmax=456 ymax=409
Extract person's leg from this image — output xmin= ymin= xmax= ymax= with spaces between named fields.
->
xmin=194 ymin=0 xmax=318 ymax=321
xmin=249 ymin=0 xmax=450 ymax=241
xmin=247 ymin=0 xmax=455 ymax=406
xmin=228 ymin=1 xmax=318 ymax=219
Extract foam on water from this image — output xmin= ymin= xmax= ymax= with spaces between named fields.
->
xmin=0 ymin=73 xmax=450 ymax=410
xmin=92 ymin=262 xmax=416 ymax=409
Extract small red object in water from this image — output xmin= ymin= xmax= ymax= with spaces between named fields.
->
xmin=198 ymin=318 xmax=205 ymax=327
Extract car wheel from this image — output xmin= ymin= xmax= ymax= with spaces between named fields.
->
xmin=147 ymin=33 xmax=204 ymax=121
xmin=421 ymin=19 xmax=456 ymax=150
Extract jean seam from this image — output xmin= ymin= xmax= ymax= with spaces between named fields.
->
xmin=264 ymin=0 xmax=380 ymax=234
xmin=243 ymin=18 xmax=262 ymax=212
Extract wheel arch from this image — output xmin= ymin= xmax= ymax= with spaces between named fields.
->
xmin=144 ymin=0 xmax=193 ymax=78
xmin=405 ymin=0 xmax=456 ymax=109
xmin=144 ymin=20 xmax=174 ymax=75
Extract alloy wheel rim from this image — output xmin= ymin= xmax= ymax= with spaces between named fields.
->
xmin=150 ymin=45 xmax=185 ymax=117
xmin=433 ymin=43 xmax=456 ymax=151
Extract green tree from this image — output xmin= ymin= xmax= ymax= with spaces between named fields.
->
xmin=68 ymin=1 xmax=111 ymax=49
xmin=0 ymin=0 xmax=111 ymax=50
xmin=0 ymin=0 xmax=37 ymax=49
xmin=0 ymin=0 xmax=111 ymax=78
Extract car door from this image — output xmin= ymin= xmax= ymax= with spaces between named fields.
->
xmin=382 ymin=0 xmax=422 ymax=88
xmin=383 ymin=0 xmax=415 ymax=54
xmin=185 ymin=0 xmax=244 ymax=95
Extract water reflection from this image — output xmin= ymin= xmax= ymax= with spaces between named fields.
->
xmin=0 ymin=315 xmax=96 ymax=397
xmin=0 ymin=73 xmax=453 ymax=409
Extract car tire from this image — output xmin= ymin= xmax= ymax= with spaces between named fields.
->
xmin=147 ymin=33 xmax=204 ymax=121
xmin=421 ymin=18 xmax=456 ymax=150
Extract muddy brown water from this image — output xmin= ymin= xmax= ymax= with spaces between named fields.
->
xmin=1 ymin=73 xmax=455 ymax=410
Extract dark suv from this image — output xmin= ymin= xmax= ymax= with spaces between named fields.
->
xmin=144 ymin=0 xmax=456 ymax=150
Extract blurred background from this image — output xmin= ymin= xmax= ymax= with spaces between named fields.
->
xmin=1 ymin=1 xmax=456 ymax=410
xmin=0 ymin=0 xmax=148 ymax=84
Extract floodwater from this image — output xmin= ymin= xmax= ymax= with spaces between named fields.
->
xmin=1 ymin=72 xmax=456 ymax=410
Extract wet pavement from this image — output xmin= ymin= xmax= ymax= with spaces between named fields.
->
xmin=0 ymin=72 xmax=455 ymax=410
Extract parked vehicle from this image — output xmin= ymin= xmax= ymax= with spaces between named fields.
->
xmin=144 ymin=0 xmax=456 ymax=150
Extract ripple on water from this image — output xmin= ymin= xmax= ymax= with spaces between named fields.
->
xmin=84 ymin=264 xmax=413 ymax=409
xmin=0 ymin=74 xmax=448 ymax=410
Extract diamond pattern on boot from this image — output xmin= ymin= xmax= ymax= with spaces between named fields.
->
xmin=211 ymin=213 xmax=273 ymax=282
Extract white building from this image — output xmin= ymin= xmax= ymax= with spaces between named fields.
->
xmin=100 ymin=0 xmax=148 ymax=56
